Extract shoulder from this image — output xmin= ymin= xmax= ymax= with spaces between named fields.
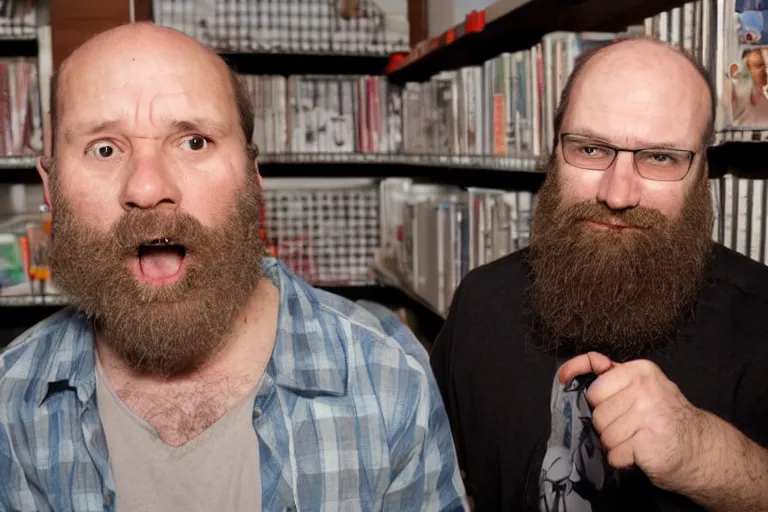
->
xmin=270 ymin=258 xmax=433 ymax=402
xmin=313 ymin=287 xmax=431 ymax=384
xmin=307 ymin=286 xmax=439 ymax=435
xmin=708 ymin=243 xmax=768 ymax=305
xmin=0 ymin=308 xmax=88 ymax=414
xmin=461 ymin=248 xmax=528 ymax=290
xmin=455 ymin=248 xmax=528 ymax=300
xmin=271 ymin=259 xmax=444 ymax=437
xmin=696 ymin=244 xmax=768 ymax=353
xmin=443 ymin=248 xmax=530 ymax=325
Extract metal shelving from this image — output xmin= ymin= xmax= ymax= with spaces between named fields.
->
xmin=260 ymin=152 xmax=543 ymax=170
xmin=0 ymin=284 xmax=425 ymax=310
xmin=222 ymin=52 xmax=390 ymax=76
xmin=372 ymin=263 xmax=445 ymax=320
xmin=0 ymin=294 xmax=69 ymax=307
xmin=258 ymin=152 xmax=547 ymax=189
xmin=386 ymin=0 xmax=691 ymax=84
xmin=0 ymin=156 xmax=36 ymax=169
xmin=5 ymin=143 xmax=768 ymax=187
xmin=0 ymin=156 xmax=40 ymax=184
xmin=0 ymin=38 xmax=36 ymax=57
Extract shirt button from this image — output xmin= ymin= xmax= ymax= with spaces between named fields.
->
xmin=104 ymin=492 xmax=114 ymax=508
xmin=254 ymin=408 xmax=263 ymax=419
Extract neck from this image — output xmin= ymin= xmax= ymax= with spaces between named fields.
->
xmin=96 ymin=276 xmax=279 ymax=395
xmin=95 ymin=277 xmax=280 ymax=446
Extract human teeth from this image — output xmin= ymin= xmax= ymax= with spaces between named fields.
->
xmin=147 ymin=238 xmax=173 ymax=245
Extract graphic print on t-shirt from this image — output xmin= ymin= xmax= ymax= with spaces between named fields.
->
xmin=539 ymin=372 xmax=621 ymax=512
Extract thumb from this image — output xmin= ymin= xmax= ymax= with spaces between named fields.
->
xmin=558 ymin=352 xmax=617 ymax=385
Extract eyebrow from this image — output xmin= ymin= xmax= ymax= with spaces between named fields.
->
xmin=64 ymin=119 xmax=120 ymax=141
xmin=565 ymin=129 xmax=694 ymax=151
xmin=169 ymin=119 xmax=230 ymax=138
xmin=65 ymin=117 xmax=231 ymax=141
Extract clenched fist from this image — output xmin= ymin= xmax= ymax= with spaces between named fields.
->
xmin=558 ymin=352 xmax=708 ymax=494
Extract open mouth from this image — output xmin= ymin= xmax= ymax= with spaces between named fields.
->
xmin=136 ymin=238 xmax=187 ymax=283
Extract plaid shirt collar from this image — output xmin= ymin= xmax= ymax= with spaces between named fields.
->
xmin=35 ymin=257 xmax=348 ymax=408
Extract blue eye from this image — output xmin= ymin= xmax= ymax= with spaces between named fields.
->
xmin=181 ymin=136 xmax=208 ymax=151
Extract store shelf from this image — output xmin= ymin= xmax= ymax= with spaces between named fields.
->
xmin=709 ymin=139 xmax=768 ymax=180
xmin=0 ymin=38 xmax=37 ymax=57
xmin=0 ymin=156 xmax=36 ymax=169
xmin=5 ymin=142 xmax=768 ymax=188
xmin=387 ymin=0 xmax=689 ymax=84
xmin=0 ymin=156 xmax=39 ymax=184
xmin=259 ymin=153 xmax=547 ymax=189
xmin=0 ymin=294 xmax=69 ymax=307
xmin=0 ymin=153 xmax=546 ymax=189
xmin=222 ymin=52 xmax=390 ymax=76
xmin=0 ymin=281 xmax=449 ymax=349
xmin=372 ymin=263 xmax=445 ymax=320
xmin=0 ymin=284 xmax=408 ymax=309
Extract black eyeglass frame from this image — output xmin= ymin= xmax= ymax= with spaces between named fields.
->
xmin=559 ymin=133 xmax=698 ymax=182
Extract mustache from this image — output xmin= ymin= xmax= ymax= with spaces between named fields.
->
xmin=561 ymin=201 xmax=668 ymax=230
xmin=107 ymin=210 xmax=209 ymax=257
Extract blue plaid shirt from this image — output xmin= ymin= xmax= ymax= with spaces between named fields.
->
xmin=0 ymin=258 xmax=467 ymax=511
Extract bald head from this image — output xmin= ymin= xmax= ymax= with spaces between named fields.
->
xmin=59 ymin=22 xmax=227 ymax=81
xmin=553 ymin=37 xmax=715 ymax=151
xmin=51 ymin=22 xmax=255 ymax=158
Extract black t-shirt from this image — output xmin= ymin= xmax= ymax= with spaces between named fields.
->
xmin=431 ymin=243 xmax=768 ymax=511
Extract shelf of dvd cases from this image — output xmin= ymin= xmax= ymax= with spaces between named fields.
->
xmin=0 ymin=153 xmax=548 ymax=189
xmin=386 ymin=0 xmax=690 ymax=83
xmin=152 ymin=0 xmax=410 ymax=66
xmin=258 ymin=153 xmax=547 ymax=189
xmin=8 ymin=144 xmax=768 ymax=188
xmin=260 ymin=152 xmax=541 ymax=169
xmin=0 ymin=1 xmax=38 ymax=42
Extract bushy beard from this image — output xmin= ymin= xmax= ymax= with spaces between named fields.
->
xmin=528 ymin=158 xmax=714 ymax=361
xmin=48 ymin=166 xmax=266 ymax=375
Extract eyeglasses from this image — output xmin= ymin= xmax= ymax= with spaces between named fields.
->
xmin=560 ymin=133 xmax=697 ymax=182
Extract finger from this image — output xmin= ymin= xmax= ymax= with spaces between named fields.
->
xmin=606 ymin=440 xmax=636 ymax=471
xmin=597 ymin=408 xmax=642 ymax=451
xmin=558 ymin=351 xmax=615 ymax=385
xmin=591 ymin=388 xmax=636 ymax=434
xmin=586 ymin=366 xmax=635 ymax=408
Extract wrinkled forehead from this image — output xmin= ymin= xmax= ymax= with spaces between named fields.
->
xmin=565 ymin=48 xmax=710 ymax=149
xmin=57 ymin=53 xmax=237 ymax=135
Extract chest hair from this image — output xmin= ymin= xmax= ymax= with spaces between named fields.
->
xmin=117 ymin=377 xmax=256 ymax=447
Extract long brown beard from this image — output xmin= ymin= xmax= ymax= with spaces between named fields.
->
xmin=49 ymin=166 xmax=266 ymax=375
xmin=528 ymin=159 xmax=714 ymax=361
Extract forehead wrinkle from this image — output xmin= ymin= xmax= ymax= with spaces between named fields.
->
xmin=145 ymin=88 xmax=180 ymax=132
xmin=564 ymin=128 xmax=693 ymax=150
xmin=568 ymin=77 xmax=705 ymax=150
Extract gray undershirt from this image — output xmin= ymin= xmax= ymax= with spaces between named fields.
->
xmin=95 ymin=361 xmax=262 ymax=511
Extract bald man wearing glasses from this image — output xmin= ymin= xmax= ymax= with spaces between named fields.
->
xmin=431 ymin=37 xmax=768 ymax=512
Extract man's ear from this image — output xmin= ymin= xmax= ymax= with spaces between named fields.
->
xmin=255 ymin=161 xmax=263 ymax=190
xmin=39 ymin=110 xmax=53 ymax=208
xmin=37 ymin=155 xmax=52 ymax=208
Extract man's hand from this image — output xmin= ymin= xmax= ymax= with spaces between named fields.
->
xmin=558 ymin=352 xmax=708 ymax=493
xmin=559 ymin=352 xmax=768 ymax=511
